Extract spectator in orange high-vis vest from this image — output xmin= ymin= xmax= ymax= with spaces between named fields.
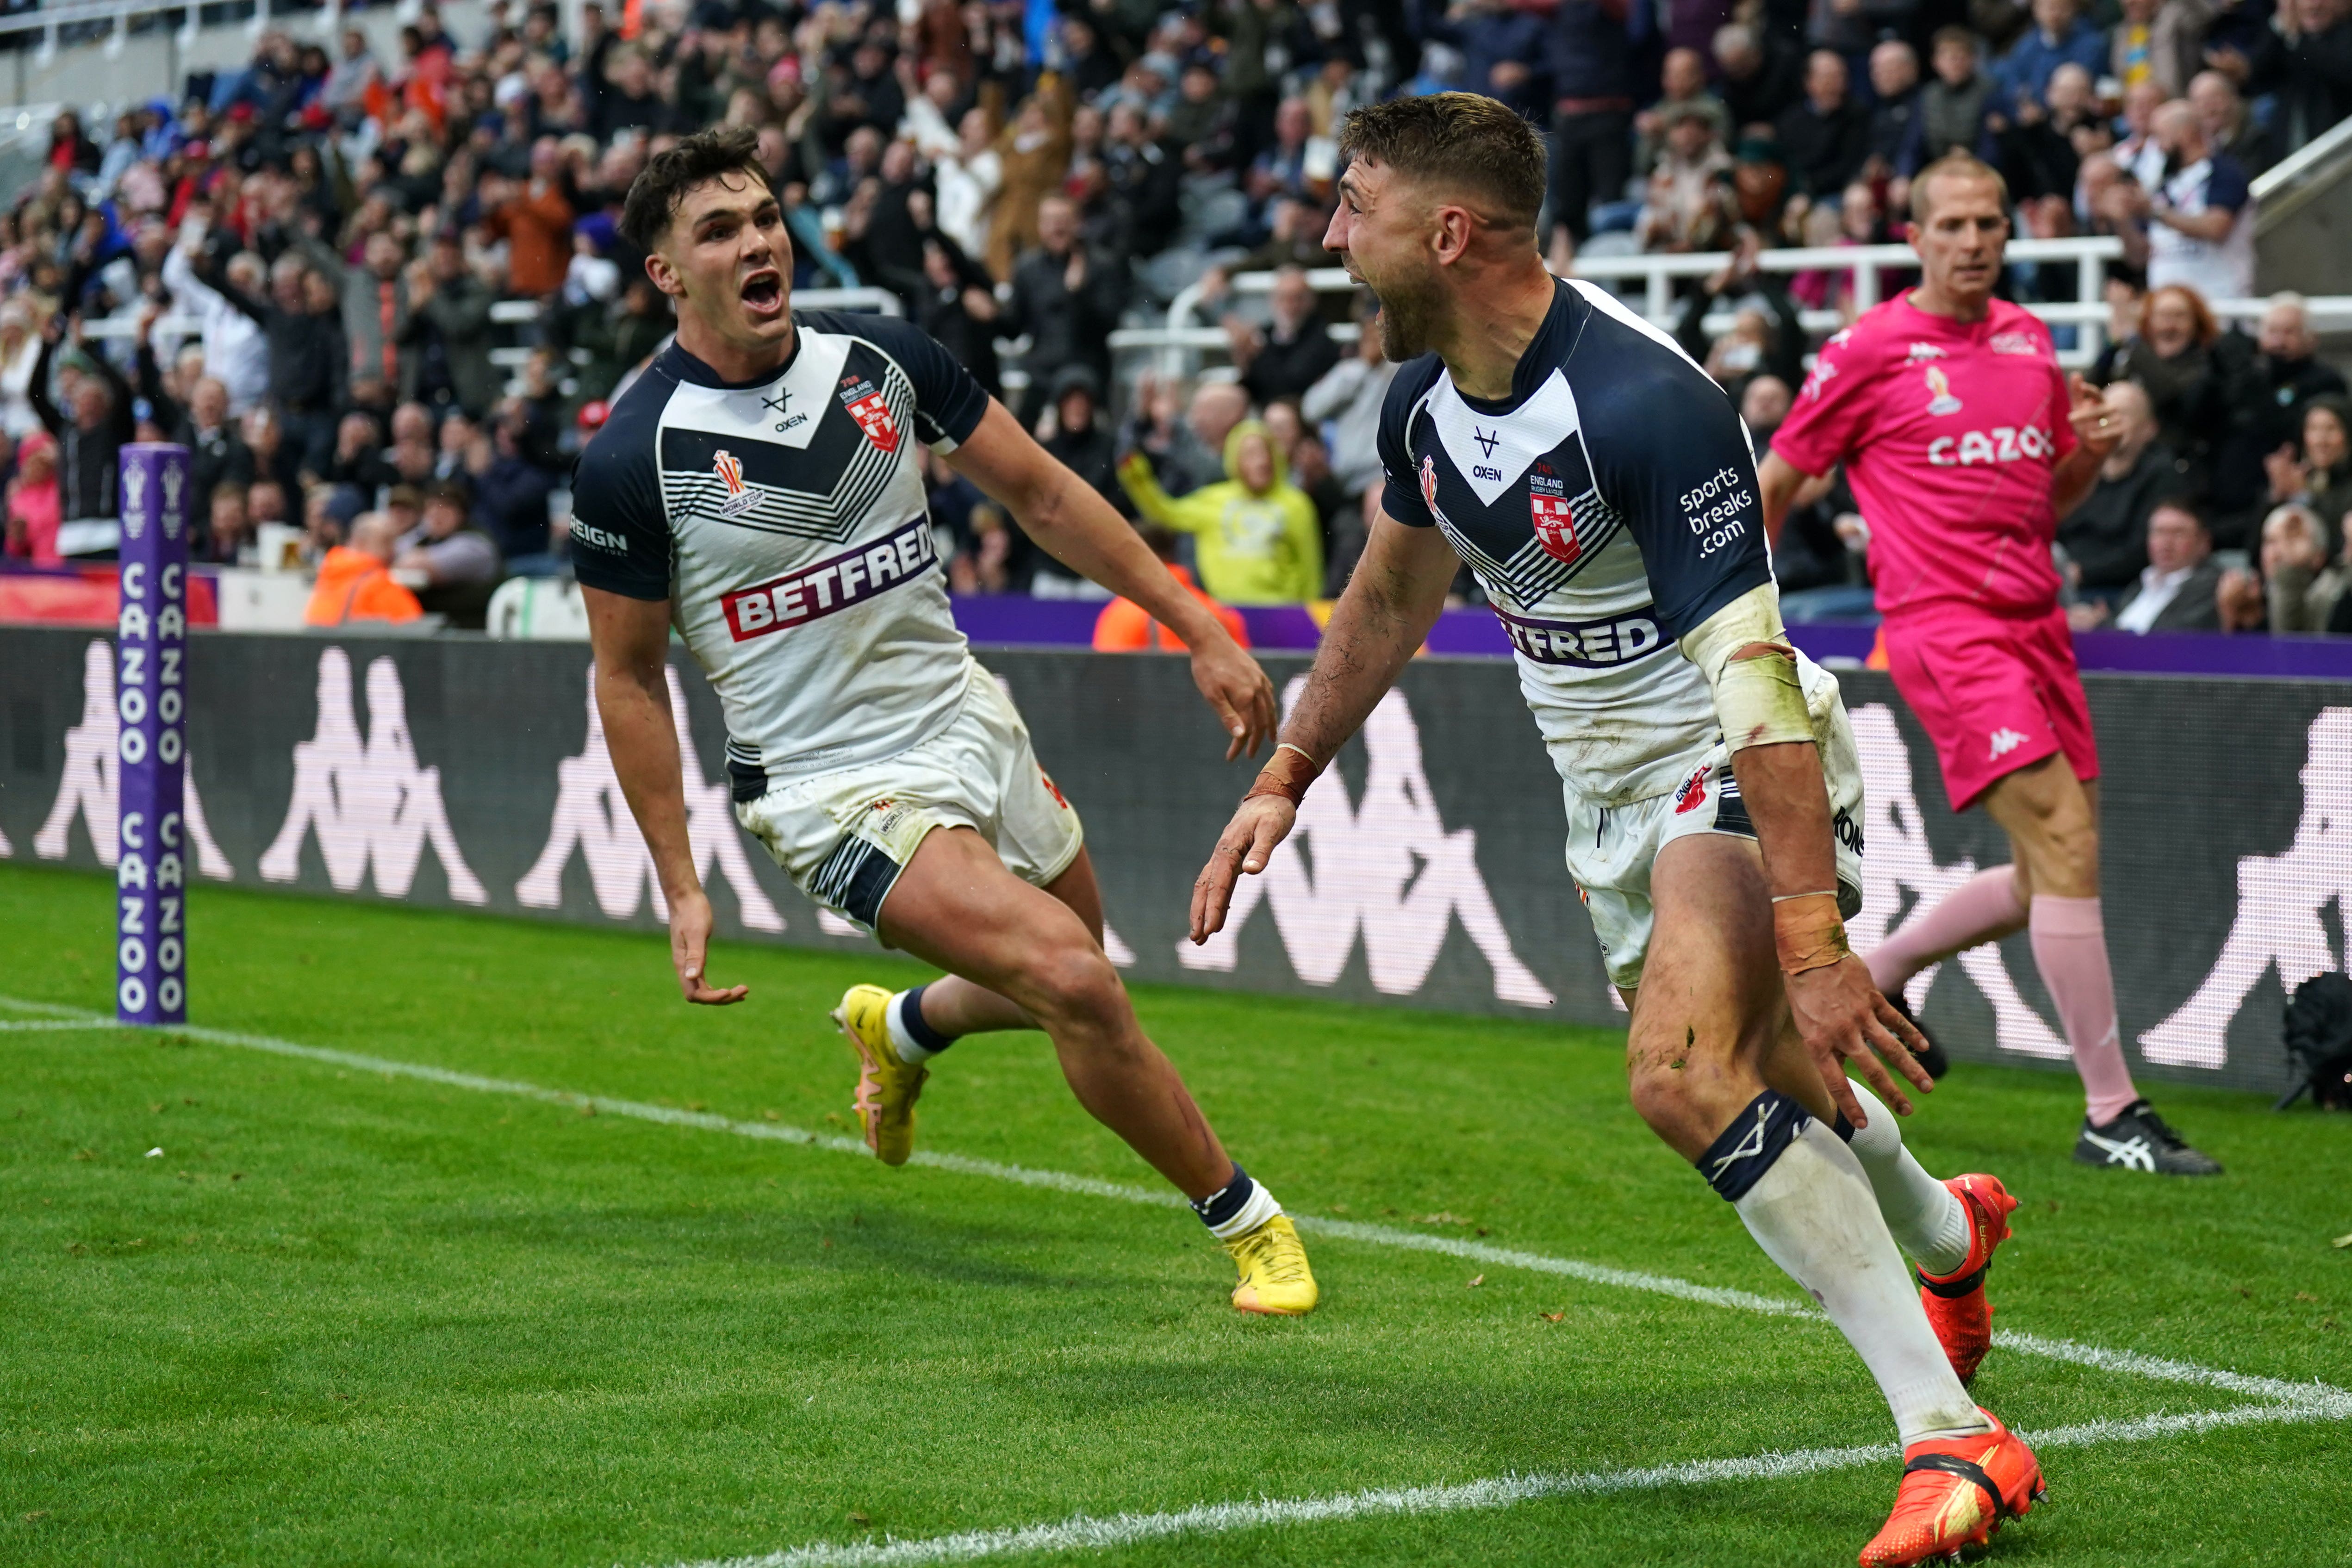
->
xmin=1093 ymin=527 xmax=1251 ymax=651
xmin=305 ymin=510 xmax=424 ymax=626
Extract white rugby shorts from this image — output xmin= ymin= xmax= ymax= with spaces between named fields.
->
xmin=733 ymin=663 xmax=1085 ymax=936
xmin=1564 ymin=660 xmax=1865 ymax=990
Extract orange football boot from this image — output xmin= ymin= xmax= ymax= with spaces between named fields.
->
xmin=1859 ymin=1407 xmax=2045 ymax=1568
xmin=1917 ymin=1173 xmax=2018 ymax=1384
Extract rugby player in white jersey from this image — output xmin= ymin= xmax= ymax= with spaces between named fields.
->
xmin=1193 ymin=96 xmax=2042 ymax=1562
xmin=572 ymin=128 xmax=1317 ymax=1316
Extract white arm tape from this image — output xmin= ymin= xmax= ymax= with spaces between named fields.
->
xmin=1677 ymin=582 xmax=1814 ymax=754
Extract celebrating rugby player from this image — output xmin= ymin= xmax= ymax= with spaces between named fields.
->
xmin=1761 ymin=153 xmax=2221 ymax=1176
xmin=1195 ymin=96 xmax=2041 ymax=1566
xmin=571 ymin=128 xmax=1318 ymax=1315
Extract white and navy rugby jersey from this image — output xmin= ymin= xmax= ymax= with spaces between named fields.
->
xmin=1377 ymin=277 xmax=1774 ymax=804
xmin=571 ymin=312 xmax=990 ymax=796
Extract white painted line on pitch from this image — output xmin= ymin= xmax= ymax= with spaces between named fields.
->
xmin=0 ymin=1017 xmax=126 ymax=1032
xmin=6 ymin=991 xmax=2342 ymax=1410
xmin=665 ymin=1391 xmax=2352 ymax=1568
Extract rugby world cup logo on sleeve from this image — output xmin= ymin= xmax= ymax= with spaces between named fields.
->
xmin=837 ymin=374 xmax=900 ymax=454
xmin=711 ymin=449 xmax=759 ymax=518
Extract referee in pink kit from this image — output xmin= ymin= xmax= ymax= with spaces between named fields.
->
xmin=1761 ymin=151 xmax=2221 ymax=1176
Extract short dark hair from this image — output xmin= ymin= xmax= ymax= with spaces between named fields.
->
xmin=1909 ymin=150 xmax=2010 ymax=221
xmin=1337 ymin=92 xmax=1548 ymax=233
xmin=2149 ymin=493 xmax=2207 ymax=529
xmin=618 ymin=125 xmax=772 ymax=252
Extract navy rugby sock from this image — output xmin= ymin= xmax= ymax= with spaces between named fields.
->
xmin=1191 ymin=1163 xmax=1282 ymax=1239
xmin=886 ymin=984 xmax=956 ymax=1064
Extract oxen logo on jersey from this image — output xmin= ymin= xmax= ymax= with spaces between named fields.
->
xmin=837 ymin=374 xmax=900 ymax=453
xmin=1924 ymin=366 xmax=1963 ymax=417
xmin=1527 ymin=466 xmax=1580 ymax=565
xmin=710 ymin=449 xmax=759 ymax=518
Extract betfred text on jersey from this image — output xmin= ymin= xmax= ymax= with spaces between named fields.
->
xmin=722 ymin=516 xmax=937 ymax=640
xmin=1489 ymin=604 xmax=1668 ymax=667
xmin=1926 ymin=424 xmax=2057 ymax=467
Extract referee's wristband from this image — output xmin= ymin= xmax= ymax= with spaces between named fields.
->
xmin=1244 ymin=744 xmax=1322 ymax=808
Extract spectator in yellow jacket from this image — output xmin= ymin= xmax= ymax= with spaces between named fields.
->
xmin=1116 ymin=419 xmax=1323 ymax=604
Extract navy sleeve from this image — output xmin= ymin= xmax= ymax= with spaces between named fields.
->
xmin=1375 ymin=355 xmax=1444 ymax=528
xmin=2203 ymin=156 xmax=2250 ymax=213
xmin=817 ymin=311 xmax=990 ymax=449
xmin=568 ymin=375 xmax=672 ymax=602
xmin=1579 ymin=327 xmax=1774 ymax=641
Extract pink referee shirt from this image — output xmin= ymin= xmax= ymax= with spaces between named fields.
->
xmin=1770 ymin=293 xmax=2077 ymax=617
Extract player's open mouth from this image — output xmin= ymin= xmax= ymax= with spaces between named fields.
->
xmin=740 ymin=269 xmax=784 ymax=317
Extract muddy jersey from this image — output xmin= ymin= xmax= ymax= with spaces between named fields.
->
xmin=570 ymin=312 xmax=990 ymax=795
xmin=1377 ymin=277 xmax=1774 ymax=804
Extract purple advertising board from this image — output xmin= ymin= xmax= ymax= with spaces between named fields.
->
xmin=113 ymin=444 xmax=192 ymax=1026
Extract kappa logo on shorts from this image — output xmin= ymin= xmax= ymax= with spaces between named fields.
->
xmin=1988 ymin=727 xmax=2030 ymax=760
xmin=710 ymin=449 xmax=759 ymax=518
xmin=1673 ymin=762 xmax=1712 ymax=815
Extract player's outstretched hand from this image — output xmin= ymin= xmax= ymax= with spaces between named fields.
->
xmin=1786 ymin=952 xmax=1933 ymax=1127
xmin=1190 ymin=794 xmax=1297 ymax=944
xmin=668 ymin=887 xmax=748 ymax=1006
xmin=1189 ymin=635 xmax=1278 ymax=760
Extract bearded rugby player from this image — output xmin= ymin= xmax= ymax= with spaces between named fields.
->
xmin=1761 ymin=152 xmax=2219 ymax=1177
xmin=572 ymin=128 xmax=1317 ymax=1315
xmin=1195 ymin=96 xmax=2041 ymax=1562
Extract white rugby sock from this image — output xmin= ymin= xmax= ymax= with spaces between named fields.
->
xmin=1732 ymin=1116 xmax=1988 ymax=1447
xmin=885 ymin=988 xmax=951 ymax=1064
xmin=1841 ymin=1084 xmax=1973 ymax=1278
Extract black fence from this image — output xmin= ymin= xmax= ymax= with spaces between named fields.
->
xmin=0 ymin=624 xmax=2337 ymax=1097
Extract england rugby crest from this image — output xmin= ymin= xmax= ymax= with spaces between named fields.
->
xmin=1528 ymin=463 xmax=1579 ymax=565
xmin=123 ymin=462 xmax=148 ymax=540
xmin=711 ymin=448 xmax=759 ymax=517
xmin=837 ymin=374 xmax=899 ymax=453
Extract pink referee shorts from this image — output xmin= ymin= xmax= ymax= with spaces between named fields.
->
xmin=1880 ymin=603 xmax=2100 ymax=812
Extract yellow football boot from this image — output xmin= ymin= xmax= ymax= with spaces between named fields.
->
xmin=831 ymin=983 xmax=926 ymax=1166
xmin=1223 ymin=1213 xmax=1319 ymax=1315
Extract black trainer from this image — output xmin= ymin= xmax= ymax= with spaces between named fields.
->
xmin=2073 ymin=1099 xmax=2223 ymax=1175
xmin=1889 ymin=993 xmax=1951 ymax=1081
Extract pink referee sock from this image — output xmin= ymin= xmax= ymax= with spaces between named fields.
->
xmin=1866 ymin=866 xmax=2027 ymax=994
xmin=2028 ymin=894 xmax=2142 ymax=1125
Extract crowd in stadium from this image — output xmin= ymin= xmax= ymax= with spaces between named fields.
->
xmin=0 ymin=0 xmax=2347 ymax=633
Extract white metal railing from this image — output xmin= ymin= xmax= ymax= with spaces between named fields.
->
xmin=1142 ymin=238 xmax=2160 ymax=372
xmin=0 ymin=0 xmax=349 ymax=62
xmin=2252 ymin=111 xmax=2352 ymax=202
xmin=1167 ymin=236 xmax=2123 ymax=342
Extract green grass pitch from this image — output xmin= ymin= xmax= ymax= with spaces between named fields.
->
xmin=2 ymin=859 xmax=2349 ymax=1567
